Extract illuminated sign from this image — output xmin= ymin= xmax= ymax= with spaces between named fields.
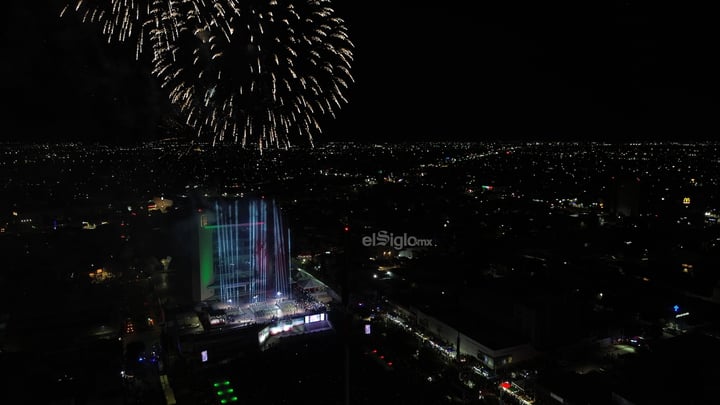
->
xmin=683 ymin=197 xmax=691 ymax=205
xmin=675 ymin=312 xmax=690 ymax=318
xmin=304 ymin=313 xmax=326 ymax=324
xmin=201 ymin=350 xmax=208 ymax=363
xmin=364 ymin=324 xmax=371 ymax=335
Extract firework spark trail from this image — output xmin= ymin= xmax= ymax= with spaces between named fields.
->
xmin=61 ymin=0 xmax=354 ymax=150
xmin=152 ymin=0 xmax=354 ymax=149
xmin=61 ymin=0 xmax=235 ymax=59
xmin=63 ymin=0 xmax=172 ymax=60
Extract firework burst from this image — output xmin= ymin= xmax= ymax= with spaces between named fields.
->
xmin=152 ymin=0 xmax=354 ymax=149
xmin=61 ymin=0 xmax=354 ymax=150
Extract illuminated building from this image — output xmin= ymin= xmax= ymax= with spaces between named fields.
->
xmin=386 ymin=301 xmax=538 ymax=370
xmin=195 ymin=199 xmax=291 ymax=306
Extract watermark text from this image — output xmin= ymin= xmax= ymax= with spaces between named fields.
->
xmin=361 ymin=230 xmax=434 ymax=250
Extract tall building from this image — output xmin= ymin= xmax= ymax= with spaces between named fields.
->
xmin=606 ymin=174 xmax=645 ymax=217
xmin=195 ymin=199 xmax=291 ymax=306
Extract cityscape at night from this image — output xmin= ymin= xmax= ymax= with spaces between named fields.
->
xmin=2 ymin=1 xmax=720 ymax=405
xmin=2 ymin=141 xmax=720 ymax=404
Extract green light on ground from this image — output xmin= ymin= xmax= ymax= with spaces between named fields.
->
xmin=213 ymin=379 xmax=234 ymax=401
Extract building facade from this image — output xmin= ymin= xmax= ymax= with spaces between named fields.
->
xmin=195 ymin=199 xmax=291 ymax=306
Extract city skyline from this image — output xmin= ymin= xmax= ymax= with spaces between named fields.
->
xmin=2 ymin=2 xmax=719 ymax=147
xmin=1 ymin=140 xmax=720 ymax=403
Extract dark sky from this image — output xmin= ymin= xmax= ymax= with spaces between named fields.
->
xmin=1 ymin=2 xmax=719 ymax=145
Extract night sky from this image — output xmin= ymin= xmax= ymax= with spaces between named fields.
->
xmin=1 ymin=2 xmax=719 ymax=145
